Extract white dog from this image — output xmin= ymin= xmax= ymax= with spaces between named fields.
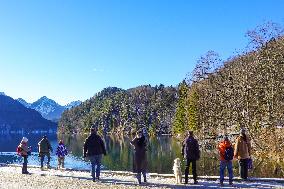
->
xmin=173 ymin=158 xmax=182 ymax=184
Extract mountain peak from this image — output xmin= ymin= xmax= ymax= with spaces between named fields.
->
xmin=15 ymin=95 xmax=82 ymax=122
xmin=39 ymin=96 xmax=51 ymax=101
xmin=16 ymin=98 xmax=31 ymax=108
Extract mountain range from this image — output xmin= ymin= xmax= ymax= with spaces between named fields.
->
xmin=0 ymin=95 xmax=57 ymax=133
xmin=16 ymin=97 xmax=81 ymax=122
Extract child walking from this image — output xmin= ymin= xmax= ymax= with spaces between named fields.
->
xmin=17 ymin=137 xmax=32 ymax=174
xmin=56 ymin=140 xmax=68 ymax=169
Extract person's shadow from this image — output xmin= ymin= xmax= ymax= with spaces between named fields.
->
xmin=50 ymin=174 xmax=280 ymax=189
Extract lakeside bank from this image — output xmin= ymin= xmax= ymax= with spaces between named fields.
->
xmin=0 ymin=164 xmax=283 ymax=189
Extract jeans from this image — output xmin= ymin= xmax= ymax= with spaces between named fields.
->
xmin=184 ymin=159 xmax=197 ymax=183
xmin=239 ymin=159 xmax=249 ymax=179
xmin=89 ymin=155 xmax=102 ymax=179
xmin=220 ymin=160 xmax=233 ymax=183
xmin=40 ymin=153 xmax=51 ymax=168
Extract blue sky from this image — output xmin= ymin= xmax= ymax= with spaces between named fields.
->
xmin=0 ymin=0 xmax=283 ymax=105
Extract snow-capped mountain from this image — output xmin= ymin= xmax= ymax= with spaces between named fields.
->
xmin=0 ymin=92 xmax=6 ymax=96
xmin=17 ymin=96 xmax=81 ymax=122
xmin=29 ymin=96 xmax=65 ymax=121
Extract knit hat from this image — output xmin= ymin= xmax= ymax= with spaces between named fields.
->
xmin=22 ymin=137 xmax=28 ymax=143
xmin=224 ymin=135 xmax=229 ymax=140
xmin=188 ymin=130 xmax=194 ymax=136
xmin=240 ymin=128 xmax=246 ymax=134
xmin=91 ymin=125 xmax=98 ymax=132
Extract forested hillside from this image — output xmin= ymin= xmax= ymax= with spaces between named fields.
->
xmin=59 ymin=85 xmax=177 ymax=135
xmin=173 ymin=22 xmax=284 ymax=163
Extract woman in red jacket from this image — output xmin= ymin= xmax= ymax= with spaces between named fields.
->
xmin=218 ymin=135 xmax=234 ymax=186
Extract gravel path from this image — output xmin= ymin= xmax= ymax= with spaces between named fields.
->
xmin=0 ymin=166 xmax=283 ymax=189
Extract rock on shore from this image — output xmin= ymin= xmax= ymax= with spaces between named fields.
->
xmin=0 ymin=165 xmax=283 ymax=189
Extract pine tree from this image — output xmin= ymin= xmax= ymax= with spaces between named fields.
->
xmin=187 ymin=87 xmax=199 ymax=131
xmin=172 ymin=80 xmax=188 ymax=134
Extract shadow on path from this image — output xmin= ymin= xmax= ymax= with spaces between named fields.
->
xmin=47 ymin=174 xmax=280 ymax=189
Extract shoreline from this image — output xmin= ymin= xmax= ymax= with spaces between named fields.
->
xmin=2 ymin=163 xmax=284 ymax=183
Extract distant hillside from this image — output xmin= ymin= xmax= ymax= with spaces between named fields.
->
xmin=59 ymin=85 xmax=177 ymax=135
xmin=17 ymin=97 xmax=81 ymax=122
xmin=0 ymin=95 xmax=57 ymax=133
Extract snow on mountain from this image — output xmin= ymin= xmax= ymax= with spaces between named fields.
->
xmin=16 ymin=98 xmax=31 ymax=108
xmin=65 ymin=100 xmax=82 ymax=109
xmin=0 ymin=92 xmax=6 ymax=96
xmin=29 ymin=96 xmax=64 ymax=121
xmin=16 ymin=96 xmax=81 ymax=122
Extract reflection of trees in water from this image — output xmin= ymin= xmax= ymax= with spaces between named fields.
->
xmin=56 ymin=134 xmax=283 ymax=177
xmin=59 ymin=134 xmax=85 ymax=157
xmin=103 ymin=135 xmax=133 ymax=171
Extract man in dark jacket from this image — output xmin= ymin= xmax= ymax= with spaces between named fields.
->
xmin=182 ymin=130 xmax=200 ymax=184
xmin=83 ymin=126 xmax=107 ymax=182
xmin=38 ymin=135 xmax=53 ymax=170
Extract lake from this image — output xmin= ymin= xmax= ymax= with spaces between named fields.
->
xmin=0 ymin=133 xmax=282 ymax=178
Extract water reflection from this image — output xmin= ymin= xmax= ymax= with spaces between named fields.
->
xmin=0 ymin=133 xmax=283 ymax=178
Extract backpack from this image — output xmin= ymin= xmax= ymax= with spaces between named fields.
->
xmin=16 ymin=146 xmax=22 ymax=156
xmin=224 ymin=146 xmax=234 ymax=161
xmin=185 ymin=137 xmax=200 ymax=160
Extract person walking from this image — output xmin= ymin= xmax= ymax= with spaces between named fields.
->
xmin=218 ymin=135 xmax=234 ymax=186
xmin=234 ymin=128 xmax=251 ymax=180
xmin=182 ymin=130 xmax=200 ymax=184
xmin=56 ymin=140 xmax=68 ymax=170
xmin=38 ymin=135 xmax=53 ymax=170
xmin=83 ymin=126 xmax=107 ymax=182
xmin=17 ymin=137 xmax=31 ymax=174
xmin=130 ymin=130 xmax=148 ymax=184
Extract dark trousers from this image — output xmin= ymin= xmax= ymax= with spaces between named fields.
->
xmin=89 ymin=155 xmax=102 ymax=180
xmin=185 ymin=158 xmax=197 ymax=183
xmin=136 ymin=171 xmax=147 ymax=184
xmin=40 ymin=153 xmax=51 ymax=168
xmin=239 ymin=158 xmax=249 ymax=179
xmin=133 ymin=152 xmax=147 ymax=184
xmin=22 ymin=155 xmax=28 ymax=174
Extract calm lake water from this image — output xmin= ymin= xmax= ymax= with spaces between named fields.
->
xmin=0 ymin=133 xmax=282 ymax=178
